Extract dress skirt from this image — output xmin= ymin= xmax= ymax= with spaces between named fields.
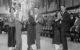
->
xmin=52 ymin=22 xmax=61 ymax=44
xmin=8 ymin=26 xmax=16 ymax=47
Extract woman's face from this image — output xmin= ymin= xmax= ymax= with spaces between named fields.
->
xmin=11 ymin=9 xmax=14 ymax=14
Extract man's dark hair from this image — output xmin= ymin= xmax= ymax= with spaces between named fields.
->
xmin=60 ymin=5 xmax=66 ymax=10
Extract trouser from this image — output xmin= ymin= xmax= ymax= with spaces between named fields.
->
xmin=8 ymin=27 xmax=16 ymax=47
xmin=15 ymin=21 xmax=22 ymax=50
xmin=0 ymin=26 xmax=2 ymax=34
xmin=36 ymin=32 xmax=40 ymax=49
xmin=61 ymin=25 xmax=68 ymax=50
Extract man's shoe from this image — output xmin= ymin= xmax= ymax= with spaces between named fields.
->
xmin=31 ymin=44 xmax=37 ymax=50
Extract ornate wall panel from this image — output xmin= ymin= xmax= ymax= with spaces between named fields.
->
xmin=65 ymin=0 xmax=72 ymax=7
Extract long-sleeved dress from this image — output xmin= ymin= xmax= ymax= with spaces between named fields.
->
xmin=27 ymin=15 xmax=36 ymax=50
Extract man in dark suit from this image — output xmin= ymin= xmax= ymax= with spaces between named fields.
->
xmin=60 ymin=6 xmax=71 ymax=50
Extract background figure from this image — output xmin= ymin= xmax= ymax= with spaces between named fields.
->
xmin=27 ymin=10 xmax=36 ymax=50
xmin=4 ymin=17 xmax=9 ymax=34
xmin=8 ymin=8 xmax=16 ymax=50
xmin=70 ymin=13 xmax=77 ymax=41
xmin=73 ymin=14 xmax=80 ymax=42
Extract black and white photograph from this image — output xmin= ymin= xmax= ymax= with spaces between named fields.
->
xmin=0 ymin=0 xmax=80 ymax=50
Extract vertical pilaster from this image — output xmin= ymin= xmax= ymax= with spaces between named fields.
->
xmin=0 ymin=0 xmax=3 ymax=6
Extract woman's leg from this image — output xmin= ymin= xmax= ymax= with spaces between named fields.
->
xmin=61 ymin=26 xmax=68 ymax=50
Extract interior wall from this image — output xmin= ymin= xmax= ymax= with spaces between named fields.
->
xmin=60 ymin=0 xmax=80 ymax=8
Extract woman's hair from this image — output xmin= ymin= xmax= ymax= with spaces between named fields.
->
xmin=9 ymin=7 xmax=15 ymax=13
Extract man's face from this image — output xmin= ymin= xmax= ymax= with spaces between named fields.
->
xmin=61 ymin=6 xmax=65 ymax=12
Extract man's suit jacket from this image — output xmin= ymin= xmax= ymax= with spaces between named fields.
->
xmin=36 ymin=14 xmax=44 ymax=33
xmin=61 ymin=11 xmax=71 ymax=24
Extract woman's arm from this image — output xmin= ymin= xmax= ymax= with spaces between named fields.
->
xmin=55 ymin=12 xmax=62 ymax=22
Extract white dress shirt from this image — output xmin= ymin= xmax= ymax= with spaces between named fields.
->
xmin=34 ymin=14 xmax=38 ymax=23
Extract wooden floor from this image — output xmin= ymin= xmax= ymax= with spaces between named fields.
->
xmin=0 ymin=34 xmax=80 ymax=50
